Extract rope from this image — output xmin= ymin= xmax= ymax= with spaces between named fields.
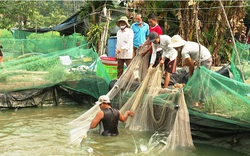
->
xmin=148 ymin=66 xmax=167 ymax=125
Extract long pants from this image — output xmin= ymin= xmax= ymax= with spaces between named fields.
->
xmin=117 ymin=59 xmax=132 ymax=79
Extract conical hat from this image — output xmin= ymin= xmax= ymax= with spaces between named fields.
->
xmin=169 ymin=35 xmax=186 ymax=47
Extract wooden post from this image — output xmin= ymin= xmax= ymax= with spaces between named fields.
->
xmin=219 ymin=0 xmax=245 ymax=82
xmin=99 ymin=9 xmax=111 ymax=56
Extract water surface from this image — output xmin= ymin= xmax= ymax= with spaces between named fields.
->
xmin=0 ymin=105 xmax=244 ymax=156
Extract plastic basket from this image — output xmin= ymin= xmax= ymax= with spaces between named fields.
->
xmin=103 ymin=64 xmax=117 ymax=80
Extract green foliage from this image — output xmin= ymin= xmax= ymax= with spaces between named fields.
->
xmin=0 ymin=1 xmax=85 ymax=29
xmin=45 ymin=66 xmax=87 ymax=83
xmin=0 ymin=74 xmax=8 ymax=82
xmin=86 ymin=22 xmax=105 ymax=48
xmin=0 ymin=29 xmax=12 ymax=38
xmin=27 ymin=31 xmax=60 ymax=39
xmin=12 ymin=55 xmax=61 ymax=71
xmin=46 ymin=65 xmax=68 ymax=82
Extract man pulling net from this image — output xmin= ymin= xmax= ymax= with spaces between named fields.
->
xmin=69 ymin=43 xmax=195 ymax=154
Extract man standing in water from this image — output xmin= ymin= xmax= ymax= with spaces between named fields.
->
xmin=90 ymin=95 xmax=134 ymax=136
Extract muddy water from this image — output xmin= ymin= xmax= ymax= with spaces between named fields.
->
xmin=0 ymin=105 xmax=244 ymax=156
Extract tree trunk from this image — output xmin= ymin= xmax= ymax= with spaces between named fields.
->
xmin=89 ymin=1 xmax=96 ymax=24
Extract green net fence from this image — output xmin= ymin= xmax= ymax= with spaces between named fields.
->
xmin=68 ymin=40 xmax=250 ymax=154
xmin=0 ymin=30 xmax=111 ymax=99
xmin=185 ymin=40 xmax=250 ymax=129
xmin=230 ymin=42 xmax=250 ymax=83
xmin=184 ymin=66 xmax=250 ymax=128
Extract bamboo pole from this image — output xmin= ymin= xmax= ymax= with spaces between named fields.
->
xmin=103 ymin=10 xmax=111 ymax=55
xmin=99 ymin=8 xmax=110 ymax=56
xmin=219 ymin=0 xmax=245 ymax=82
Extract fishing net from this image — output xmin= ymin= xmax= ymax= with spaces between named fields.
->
xmin=0 ymin=30 xmax=110 ymax=106
xmin=184 ymin=66 xmax=250 ymax=127
xmin=69 ymin=43 xmax=195 ymax=154
xmin=230 ymin=42 xmax=250 ymax=83
xmin=69 ymin=39 xmax=250 ymax=154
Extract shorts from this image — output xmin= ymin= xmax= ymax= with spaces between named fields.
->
xmin=164 ymin=58 xmax=177 ymax=74
xmin=149 ymin=50 xmax=162 ymax=68
xmin=0 ymin=56 xmax=3 ymax=62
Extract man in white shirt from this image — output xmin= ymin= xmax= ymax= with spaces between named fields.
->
xmin=116 ymin=16 xmax=134 ymax=78
xmin=169 ymin=35 xmax=213 ymax=106
xmin=168 ymin=35 xmax=212 ymax=77
xmin=148 ymin=32 xmax=178 ymax=88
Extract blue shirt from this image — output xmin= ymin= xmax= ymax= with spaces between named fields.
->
xmin=131 ymin=22 xmax=149 ymax=48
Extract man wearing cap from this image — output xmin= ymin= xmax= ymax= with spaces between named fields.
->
xmin=168 ymin=35 xmax=212 ymax=77
xmin=148 ymin=32 xmax=178 ymax=88
xmin=131 ymin=14 xmax=150 ymax=58
xmin=90 ymin=95 xmax=134 ymax=136
xmin=116 ymin=16 xmax=134 ymax=78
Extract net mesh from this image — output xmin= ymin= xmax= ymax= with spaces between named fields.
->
xmin=230 ymin=42 xmax=250 ymax=83
xmin=184 ymin=66 xmax=250 ymax=128
xmin=0 ymin=30 xmax=110 ymax=100
xmin=185 ymin=41 xmax=250 ymax=127
xmin=69 ymin=45 xmax=195 ymax=154
xmin=69 ymin=40 xmax=250 ymax=154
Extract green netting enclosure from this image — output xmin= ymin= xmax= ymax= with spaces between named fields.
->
xmin=0 ymin=30 xmax=111 ymax=107
xmin=69 ymin=40 xmax=250 ymax=155
xmin=184 ymin=66 xmax=250 ymax=127
xmin=230 ymin=42 xmax=250 ymax=82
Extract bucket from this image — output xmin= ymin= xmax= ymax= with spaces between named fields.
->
xmin=107 ymin=36 xmax=117 ymax=58
xmin=100 ymin=55 xmax=117 ymax=66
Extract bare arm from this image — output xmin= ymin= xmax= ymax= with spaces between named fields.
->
xmin=119 ymin=110 xmax=134 ymax=122
xmin=90 ymin=111 xmax=104 ymax=129
xmin=160 ymin=56 xmax=166 ymax=65
xmin=139 ymin=39 xmax=152 ymax=56
xmin=185 ymin=57 xmax=195 ymax=77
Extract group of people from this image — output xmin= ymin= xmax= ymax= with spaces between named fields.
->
xmin=91 ymin=13 xmax=213 ymax=136
xmin=115 ymin=13 xmax=212 ymax=87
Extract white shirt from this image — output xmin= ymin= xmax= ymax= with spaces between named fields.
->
xmin=116 ymin=28 xmax=134 ymax=59
xmin=181 ymin=41 xmax=211 ymax=61
xmin=150 ymin=35 xmax=177 ymax=64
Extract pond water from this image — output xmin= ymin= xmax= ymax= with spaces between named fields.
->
xmin=0 ymin=104 xmax=245 ymax=156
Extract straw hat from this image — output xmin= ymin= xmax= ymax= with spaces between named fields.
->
xmin=168 ymin=35 xmax=186 ymax=47
xmin=116 ymin=16 xmax=130 ymax=27
xmin=95 ymin=95 xmax=110 ymax=105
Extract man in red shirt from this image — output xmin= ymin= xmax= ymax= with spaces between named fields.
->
xmin=147 ymin=13 xmax=163 ymax=67
xmin=139 ymin=13 xmax=163 ymax=80
xmin=148 ymin=13 xmax=163 ymax=36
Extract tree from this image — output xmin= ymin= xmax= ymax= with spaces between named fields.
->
xmin=0 ymin=0 xmax=85 ymax=29
xmin=130 ymin=0 xmax=247 ymax=65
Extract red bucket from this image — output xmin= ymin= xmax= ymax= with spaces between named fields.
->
xmin=100 ymin=55 xmax=117 ymax=66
